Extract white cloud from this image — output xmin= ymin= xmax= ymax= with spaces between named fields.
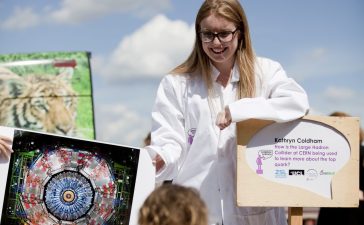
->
xmin=95 ymin=103 xmax=150 ymax=147
xmin=95 ymin=14 xmax=195 ymax=80
xmin=0 ymin=0 xmax=171 ymax=29
xmin=286 ymin=47 xmax=364 ymax=82
xmin=50 ymin=0 xmax=171 ymax=24
xmin=0 ymin=7 xmax=40 ymax=30
xmin=308 ymin=87 xmax=364 ymax=129
xmin=310 ymin=48 xmax=326 ymax=60
xmin=323 ymin=86 xmax=355 ymax=101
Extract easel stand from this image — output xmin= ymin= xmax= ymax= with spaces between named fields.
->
xmin=288 ymin=207 xmax=303 ymax=225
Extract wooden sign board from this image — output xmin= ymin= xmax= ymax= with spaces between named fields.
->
xmin=237 ymin=115 xmax=359 ymax=207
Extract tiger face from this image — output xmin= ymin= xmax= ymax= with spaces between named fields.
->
xmin=0 ymin=67 xmax=78 ymax=136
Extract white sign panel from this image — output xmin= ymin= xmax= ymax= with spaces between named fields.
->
xmin=237 ymin=116 xmax=359 ymax=207
xmin=245 ymin=120 xmax=350 ymax=199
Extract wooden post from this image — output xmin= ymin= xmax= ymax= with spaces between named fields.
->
xmin=288 ymin=207 xmax=303 ymax=225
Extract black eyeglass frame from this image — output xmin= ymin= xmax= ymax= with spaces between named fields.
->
xmin=199 ymin=28 xmax=240 ymax=43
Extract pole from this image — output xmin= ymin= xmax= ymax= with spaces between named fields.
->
xmin=288 ymin=207 xmax=303 ymax=225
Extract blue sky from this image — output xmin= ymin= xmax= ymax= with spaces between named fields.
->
xmin=0 ymin=0 xmax=363 ymax=147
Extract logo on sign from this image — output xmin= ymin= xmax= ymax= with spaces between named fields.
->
xmin=274 ymin=170 xmax=287 ymax=178
xmin=289 ymin=170 xmax=305 ymax=176
xmin=306 ymin=169 xmax=318 ymax=181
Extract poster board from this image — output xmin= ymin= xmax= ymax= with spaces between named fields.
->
xmin=0 ymin=126 xmax=154 ymax=225
xmin=0 ymin=51 xmax=95 ymax=140
xmin=237 ymin=115 xmax=359 ymax=207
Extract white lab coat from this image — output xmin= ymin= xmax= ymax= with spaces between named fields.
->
xmin=146 ymin=57 xmax=309 ymax=225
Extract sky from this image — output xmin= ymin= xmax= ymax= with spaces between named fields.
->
xmin=0 ymin=0 xmax=363 ymax=147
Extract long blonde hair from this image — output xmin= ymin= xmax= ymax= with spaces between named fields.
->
xmin=171 ymin=0 xmax=256 ymax=99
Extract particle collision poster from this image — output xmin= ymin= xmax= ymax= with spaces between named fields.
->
xmin=0 ymin=126 xmax=154 ymax=225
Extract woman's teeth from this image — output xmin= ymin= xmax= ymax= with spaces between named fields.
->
xmin=212 ymin=48 xmax=225 ymax=54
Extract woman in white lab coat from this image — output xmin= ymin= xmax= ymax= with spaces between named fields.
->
xmin=145 ymin=0 xmax=309 ymax=225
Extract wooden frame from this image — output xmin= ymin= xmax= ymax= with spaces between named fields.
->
xmin=236 ymin=115 xmax=360 ymax=224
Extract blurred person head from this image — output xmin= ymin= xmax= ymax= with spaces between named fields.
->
xmin=303 ymin=218 xmax=316 ymax=225
xmin=143 ymin=132 xmax=151 ymax=146
xmin=138 ymin=184 xmax=208 ymax=225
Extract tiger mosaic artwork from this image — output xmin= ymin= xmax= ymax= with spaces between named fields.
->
xmin=0 ymin=67 xmax=78 ymax=136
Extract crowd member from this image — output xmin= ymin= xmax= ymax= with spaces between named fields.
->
xmin=144 ymin=0 xmax=309 ymax=224
xmin=316 ymin=111 xmax=364 ymax=225
xmin=303 ymin=218 xmax=316 ymax=225
xmin=138 ymin=183 xmax=208 ymax=225
xmin=143 ymin=132 xmax=151 ymax=147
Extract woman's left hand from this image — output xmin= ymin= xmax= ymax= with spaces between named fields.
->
xmin=152 ymin=154 xmax=166 ymax=173
xmin=216 ymin=106 xmax=232 ymax=130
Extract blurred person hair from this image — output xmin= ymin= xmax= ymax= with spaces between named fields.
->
xmin=138 ymin=184 xmax=208 ymax=225
xmin=143 ymin=132 xmax=151 ymax=146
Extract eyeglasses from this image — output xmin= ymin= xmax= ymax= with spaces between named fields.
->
xmin=199 ymin=29 xmax=239 ymax=43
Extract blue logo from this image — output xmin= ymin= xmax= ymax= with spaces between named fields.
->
xmin=274 ymin=170 xmax=287 ymax=178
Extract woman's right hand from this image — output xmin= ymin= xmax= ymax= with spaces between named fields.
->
xmin=0 ymin=136 xmax=13 ymax=160
xmin=216 ymin=106 xmax=232 ymax=130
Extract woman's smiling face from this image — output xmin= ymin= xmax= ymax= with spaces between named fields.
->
xmin=199 ymin=13 xmax=240 ymax=69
